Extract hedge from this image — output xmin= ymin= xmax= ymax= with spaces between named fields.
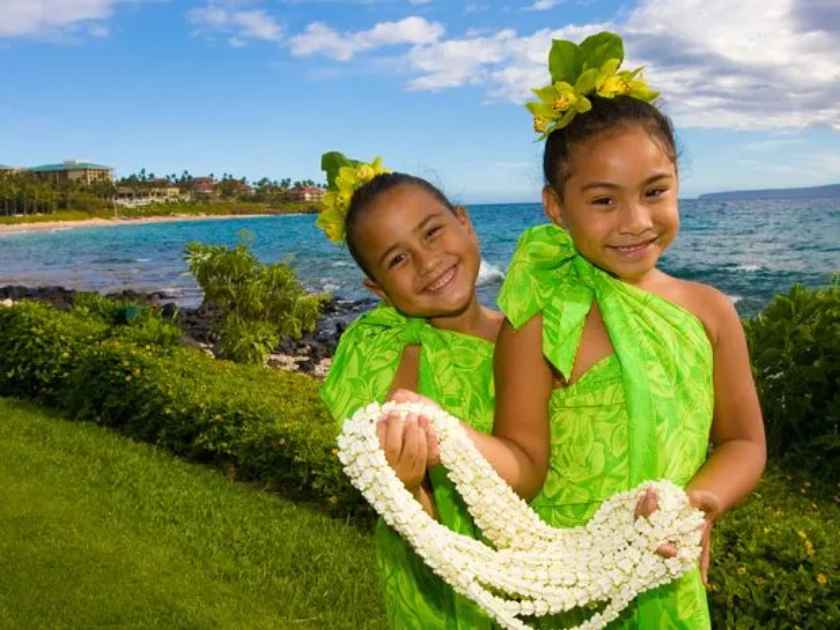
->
xmin=2 ymin=288 xmax=839 ymax=626
xmin=744 ymin=279 xmax=840 ymax=478
xmin=0 ymin=301 xmax=362 ymax=515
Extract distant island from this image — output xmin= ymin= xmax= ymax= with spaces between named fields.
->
xmin=699 ymin=183 xmax=840 ymax=201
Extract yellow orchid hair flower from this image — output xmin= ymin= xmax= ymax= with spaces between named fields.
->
xmin=317 ymin=152 xmax=391 ymax=244
xmin=525 ymin=32 xmax=659 ymax=139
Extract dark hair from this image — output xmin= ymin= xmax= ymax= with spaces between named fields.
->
xmin=344 ymin=172 xmax=455 ymax=278
xmin=543 ymin=95 xmax=677 ymax=194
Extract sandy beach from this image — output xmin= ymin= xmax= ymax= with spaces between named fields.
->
xmin=0 ymin=213 xmax=273 ymax=235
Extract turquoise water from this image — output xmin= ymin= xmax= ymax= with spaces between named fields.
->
xmin=1 ymin=198 xmax=838 ymax=316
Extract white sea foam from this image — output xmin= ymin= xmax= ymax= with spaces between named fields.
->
xmin=735 ymin=264 xmax=761 ymax=272
xmin=136 ymin=258 xmax=151 ymax=263
xmin=322 ymin=282 xmax=340 ymax=292
xmin=727 ymin=294 xmax=743 ymax=304
xmin=477 ymin=259 xmax=505 ymax=286
xmin=332 ymin=261 xmax=351 ymax=267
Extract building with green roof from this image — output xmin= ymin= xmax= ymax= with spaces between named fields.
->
xmin=29 ymin=160 xmax=113 ymax=185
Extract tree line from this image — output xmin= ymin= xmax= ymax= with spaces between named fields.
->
xmin=0 ymin=168 xmax=323 ymax=216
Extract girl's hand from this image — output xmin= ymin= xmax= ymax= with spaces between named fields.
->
xmin=376 ymin=411 xmax=430 ymax=494
xmin=686 ymin=488 xmax=722 ymax=585
xmin=389 ymin=389 xmax=442 ymax=468
xmin=634 ymin=487 xmax=678 ymax=559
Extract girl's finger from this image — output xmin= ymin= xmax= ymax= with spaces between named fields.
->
xmin=404 ymin=418 xmax=427 ymax=481
xmin=419 ymin=416 xmax=441 ymax=467
xmin=384 ymin=412 xmax=405 ymax=468
xmin=635 ymin=488 xmax=658 ymax=519
xmin=655 ymin=542 xmax=677 ymax=558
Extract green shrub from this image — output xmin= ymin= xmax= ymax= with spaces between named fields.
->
xmin=0 ymin=301 xmax=107 ymax=403
xmin=709 ymin=465 xmax=840 ymax=628
xmin=184 ymin=234 xmax=325 ymax=364
xmin=0 ymin=301 xmax=363 ymax=515
xmin=72 ymin=292 xmax=182 ymax=349
xmin=744 ymin=280 xmax=840 ymax=476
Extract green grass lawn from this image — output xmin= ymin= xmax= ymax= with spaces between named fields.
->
xmin=0 ymin=397 xmax=385 ymax=630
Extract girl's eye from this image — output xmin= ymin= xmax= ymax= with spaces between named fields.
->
xmin=426 ymin=225 xmax=443 ymax=238
xmin=646 ymin=187 xmax=667 ymax=199
xmin=591 ymin=197 xmax=614 ymax=207
xmin=387 ymin=253 xmax=407 ymax=269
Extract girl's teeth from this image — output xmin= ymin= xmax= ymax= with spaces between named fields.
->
xmin=428 ymin=267 xmax=455 ymax=291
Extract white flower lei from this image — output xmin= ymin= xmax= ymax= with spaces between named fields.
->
xmin=337 ymin=401 xmax=705 ymax=630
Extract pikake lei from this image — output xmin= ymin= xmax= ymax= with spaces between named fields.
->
xmin=337 ymin=401 xmax=704 ymax=630
xmin=526 ymin=31 xmax=659 ymax=139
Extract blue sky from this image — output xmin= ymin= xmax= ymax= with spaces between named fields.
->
xmin=2 ymin=0 xmax=839 ymax=202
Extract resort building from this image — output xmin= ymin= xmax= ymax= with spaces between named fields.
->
xmin=115 ymin=182 xmax=186 ymax=207
xmin=287 ymin=185 xmax=325 ymax=202
xmin=189 ymin=177 xmax=217 ymax=198
xmin=29 ymin=160 xmax=113 ymax=185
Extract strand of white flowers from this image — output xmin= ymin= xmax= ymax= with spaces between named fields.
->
xmin=337 ymin=401 xmax=704 ymax=630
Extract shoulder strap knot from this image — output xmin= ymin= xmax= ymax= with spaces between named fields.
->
xmin=497 ymin=224 xmax=595 ymax=380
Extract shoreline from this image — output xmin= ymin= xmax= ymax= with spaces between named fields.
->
xmin=0 ymin=213 xmax=278 ymax=235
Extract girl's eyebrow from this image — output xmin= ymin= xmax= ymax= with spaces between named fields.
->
xmin=377 ymin=211 xmax=445 ymax=267
xmin=413 ymin=211 xmax=444 ymax=233
xmin=580 ymin=172 xmax=673 ymax=192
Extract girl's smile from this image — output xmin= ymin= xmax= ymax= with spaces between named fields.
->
xmin=545 ymin=124 xmax=679 ymax=286
xmin=352 ymin=184 xmax=481 ymax=319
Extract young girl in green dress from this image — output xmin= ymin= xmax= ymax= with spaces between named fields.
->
xmin=318 ymin=160 xmax=503 ymax=630
xmin=492 ymin=36 xmax=766 ymax=628
xmin=395 ymin=32 xmax=766 ymax=628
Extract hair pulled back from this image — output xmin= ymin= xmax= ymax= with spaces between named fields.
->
xmin=543 ymin=95 xmax=677 ymax=194
xmin=344 ymin=172 xmax=454 ymax=278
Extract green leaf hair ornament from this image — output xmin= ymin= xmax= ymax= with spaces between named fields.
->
xmin=316 ymin=151 xmax=390 ymax=244
xmin=526 ymin=32 xmax=659 ymax=140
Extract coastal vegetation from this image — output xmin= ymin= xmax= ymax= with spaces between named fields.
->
xmin=185 ymin=234 xmax=326 ymax=365
xmin=0 ymin=169 xmax=323 ymax=224
xmin=0 ymin=279 xmax=838 ymax=626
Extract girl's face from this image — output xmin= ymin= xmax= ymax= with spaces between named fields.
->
xmin=545 ymin=124 xmax=679 ymax=285
xmin=353 ymin=184 xmax=481 ymax=318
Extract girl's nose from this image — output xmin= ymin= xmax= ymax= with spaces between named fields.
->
xmin=619 ymin=202 xmax=654 ymax=235
xmin=415 ymin=247 xmax=440 ymax=276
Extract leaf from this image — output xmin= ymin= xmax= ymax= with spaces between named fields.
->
xmin=548 ymin=40 xmax=583 ymax=84
xmin=320 ymin=151 xmax=360 ymax=191
xmin=579 ymin=32 xmax=624 ymax=71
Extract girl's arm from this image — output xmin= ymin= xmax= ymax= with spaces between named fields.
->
xmin=466 ymin=315 xmax=553 ymax=501
xmin=687 ymin=290 xmax=767 ymax=578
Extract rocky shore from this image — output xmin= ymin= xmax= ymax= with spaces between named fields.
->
xmin=0 ymin=285 xmax=376 ymax=377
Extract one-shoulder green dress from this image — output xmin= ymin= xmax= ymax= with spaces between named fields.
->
xmin=497 ymin=225 xmax=714 ymax=629
xmin=321 ymin=305 xmax=495 ymax=630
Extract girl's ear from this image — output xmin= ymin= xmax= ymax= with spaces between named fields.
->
xmin=453 ymin=205 xmax=476 ymax=237
xmin=363 ymin=277 xmax=390 ymax=304
xmin=542 ymin=186 xmax=566 ymax=228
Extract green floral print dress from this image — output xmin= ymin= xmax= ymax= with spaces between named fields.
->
xmin=497 ymin=224 xmax=714 ymax=629
xmin=321 ymin=305 xmax=495 ymax=630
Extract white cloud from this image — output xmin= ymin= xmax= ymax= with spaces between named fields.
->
xmin=289 ymin=0 xmax=840 ymax=131
xmin=188 ymin=2 xmax=283 ymax=44
xmin=526 ymin=0 xmax=563 ymax=11
xmin=0 ymin=0 xmax=119 ymax=38
xmin=290 ymin=16 xmax=443 ymax=61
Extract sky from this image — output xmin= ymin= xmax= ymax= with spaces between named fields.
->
xmin=2 ymin=0 xmax=839 ymax=203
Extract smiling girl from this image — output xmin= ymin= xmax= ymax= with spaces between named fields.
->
xmin=485 ymin=33 xmax=767 ymax=627
xmin=318 ymin=160 xmax=502 ymax=630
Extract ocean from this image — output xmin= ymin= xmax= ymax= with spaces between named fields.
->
xmin=1 ymin=198 xmax=838 ymax=317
